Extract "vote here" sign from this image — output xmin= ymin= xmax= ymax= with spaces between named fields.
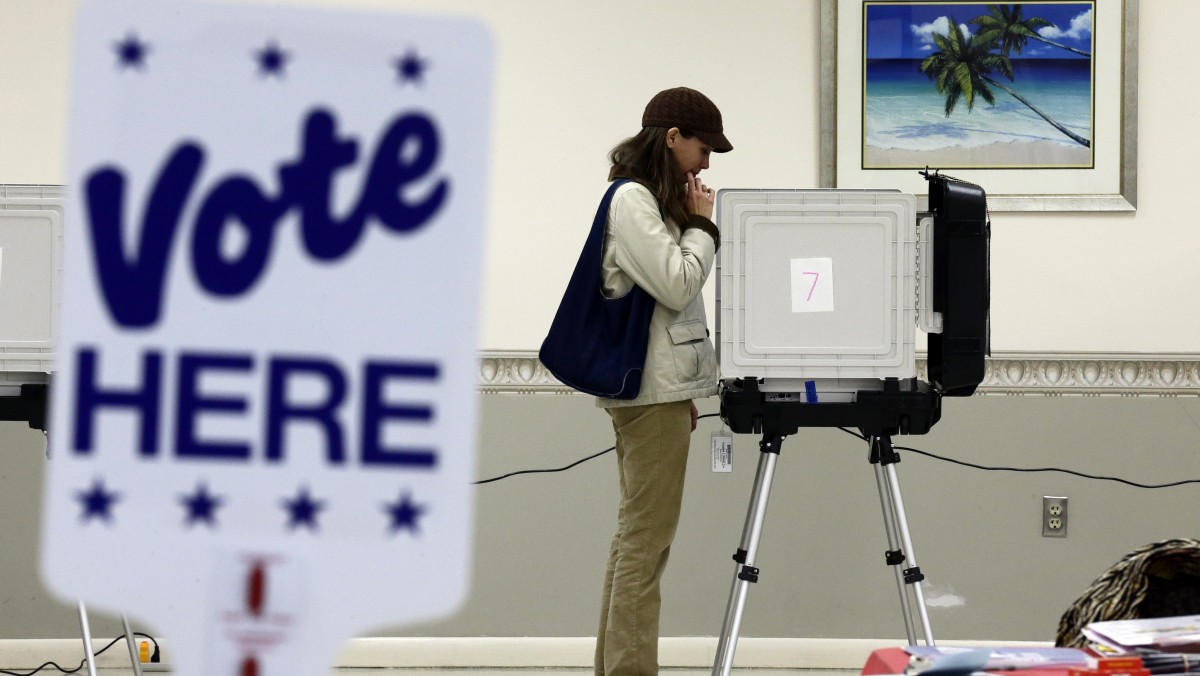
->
xmin=41 ymin=3 xmax=493 ymax=675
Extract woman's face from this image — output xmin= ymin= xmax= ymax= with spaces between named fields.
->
xmin=667 ymin=128 xmax=713 ymax=177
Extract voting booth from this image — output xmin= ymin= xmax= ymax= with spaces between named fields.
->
xmin=708 ymin=173 xmax=991 ymax=676
xmin=716 ymin=188 xmax=932 ymax=401
xmin=0 ymin=186 xmax=60 ymax=430
xmin=716 ymin=179 xmax=988 ymax=402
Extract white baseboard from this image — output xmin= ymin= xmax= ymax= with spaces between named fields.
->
xmin=337 ymin=636 xmax=886 ymax=669
xmin=0 ymin=636 xmax=1053 ymax=670
xmin=0 ymin=638 xmax=168 ymax=670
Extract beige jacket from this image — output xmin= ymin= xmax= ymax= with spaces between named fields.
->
xmin=596 ymin=181 xmax=719 ymax=408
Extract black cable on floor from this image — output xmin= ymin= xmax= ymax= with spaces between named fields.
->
xmin=471 ymin=413 xmax=722 ymax=484
xmin=471 ymin=413 xmax=1200 ymax=489
xmin=835 ymin=427 xmax=1200 ymax=489
xmin=0 ymin=632 xmax=158 ymax=676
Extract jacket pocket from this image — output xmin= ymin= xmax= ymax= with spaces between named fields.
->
xmin=667 ymin=319 xmax=710 ymax=383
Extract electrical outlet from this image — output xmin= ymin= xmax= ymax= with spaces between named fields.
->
xmin=1042 ymin=496 xmax=1068 ymax=537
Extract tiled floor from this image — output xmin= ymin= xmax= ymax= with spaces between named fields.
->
xmin=321 ymin=671 xmax=857 ymax=675
xmin=90 ymin=670 xmax=859 ymax=675
xmin=333 ymin=671 xmax=857 ymax=675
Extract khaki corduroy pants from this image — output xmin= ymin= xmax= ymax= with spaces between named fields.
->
xmin=594 ymin=399 xmax=692 ymax=676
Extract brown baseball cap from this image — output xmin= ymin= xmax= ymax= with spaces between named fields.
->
xmin=641 ymin=86 xmax=733 ymax=153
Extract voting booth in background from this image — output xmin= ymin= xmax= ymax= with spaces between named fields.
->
xmin=709 ymin=172 xmax=991 ymax=676
xmin=0 ymin=186 xmax=60 ymax=431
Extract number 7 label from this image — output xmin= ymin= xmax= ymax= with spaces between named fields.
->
xmin=790 ymin=257 xmax=834 ymax=313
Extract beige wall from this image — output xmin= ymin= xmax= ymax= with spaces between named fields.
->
xmin=4 ymin=393 xmax=1200 ymax=641
xmin=1 ymin=0 xmax=1198 ymax=646
xmin=4 ymin=0 xmax=1197 ymax=353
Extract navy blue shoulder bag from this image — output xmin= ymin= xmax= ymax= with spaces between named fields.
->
xmin=539 ymin=179 xmax=657 ymax=399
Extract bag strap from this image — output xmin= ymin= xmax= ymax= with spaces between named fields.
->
xmin=579 ymin=178 xmax=632 ymax=271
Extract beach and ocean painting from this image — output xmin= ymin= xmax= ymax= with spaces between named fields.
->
xmin=863 ymin=2 xmax=1095 ymax=169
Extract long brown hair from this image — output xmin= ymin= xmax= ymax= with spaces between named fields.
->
xmin=607 ymin=126 xmax=691 ymax=227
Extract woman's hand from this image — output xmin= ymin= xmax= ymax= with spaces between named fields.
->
xmin=686 ymin=171 xmax=715 ymax=221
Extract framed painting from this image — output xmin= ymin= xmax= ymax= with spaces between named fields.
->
xmin=820 ymin=0 xmax=1138 ymax=211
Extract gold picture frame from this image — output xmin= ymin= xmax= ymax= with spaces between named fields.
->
xmin=820 ymin=0 xmax=1138 ymax=211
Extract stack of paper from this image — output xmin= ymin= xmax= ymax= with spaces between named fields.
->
xmin=904 ymin=646 xmax=1093 ymax=673
xmin=1083 ymin=615 xmax=1200 ymax=654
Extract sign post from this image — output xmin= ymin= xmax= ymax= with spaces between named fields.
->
xmin=41 ymin=2 xmax=493 ymax=674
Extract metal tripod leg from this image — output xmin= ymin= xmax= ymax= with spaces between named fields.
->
xmin=77 ymin=601 xmax=99 ymax=676
xmin=122 ymin=613 xmax=145 ymax=676
xmin=712 ymin=434 xmax=784 ymax=676
xmin=77 ymin=602 xmax=146 ymax=676
xmin=870 ymin=435 xmax=935 ymax=646
xmin=873 ymin=461 xmax=917 ymax=643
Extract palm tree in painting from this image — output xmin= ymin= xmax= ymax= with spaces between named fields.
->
xmin=920 ymin=18 xmax=1090 ymax=147
xmin=970 ymin=4 xmax=1091 ymax=58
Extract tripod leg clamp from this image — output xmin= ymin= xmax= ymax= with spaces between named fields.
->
xmin=903 ymin=566 xmax=925 ymax=584
xmin=885 ymin=550 xmax=906 ymax=566
xmin=738 ymin=565 xmax=760 ymax=583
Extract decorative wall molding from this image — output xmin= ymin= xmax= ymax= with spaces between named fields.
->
xmin=479 ymin=351 xmax=1200 ymax=397
xmin=960 ymin=353 xmax=1200 ymax=397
